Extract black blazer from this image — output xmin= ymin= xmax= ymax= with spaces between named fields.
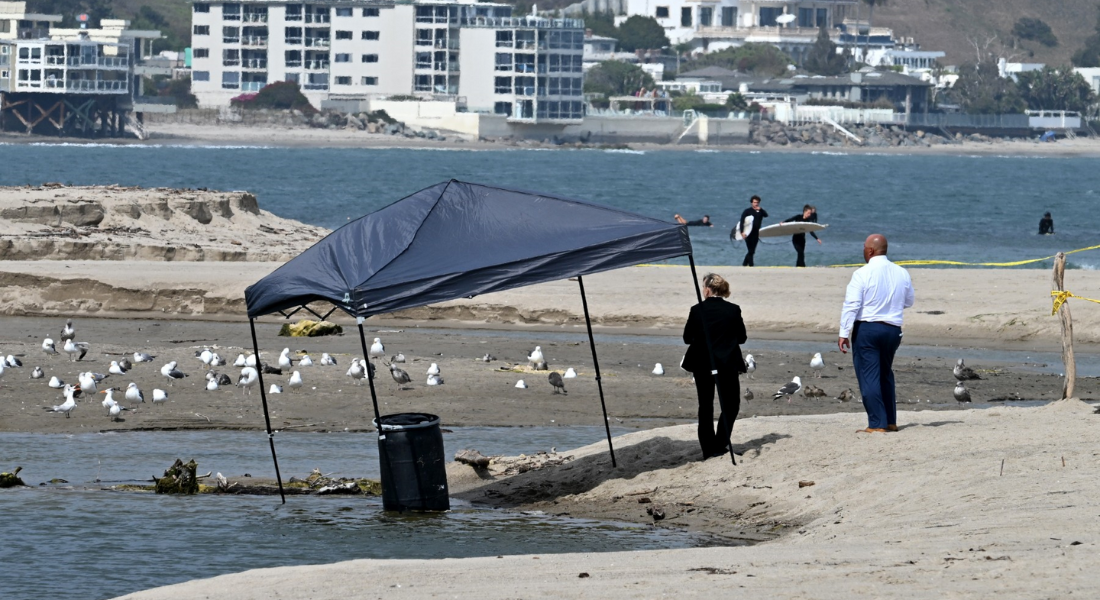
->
xmin=682 ymin=297 xmax=748 ymax=374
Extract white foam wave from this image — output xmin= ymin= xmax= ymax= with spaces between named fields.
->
xmin=603 ymin=148 xmax=645 ymax=155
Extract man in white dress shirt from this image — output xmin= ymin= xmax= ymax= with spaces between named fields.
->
xmin=838 ymin=234 xmax=915 ymax=433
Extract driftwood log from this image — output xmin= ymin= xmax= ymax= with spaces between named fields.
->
xmin=454 ymin=449 xmax=492 ymax=468
xmin=1052 ymin=253 xmax=1076 ymax=399
xmin=154 ymin=458 xmax=199 ymax=494
xmin=0 ymin=466 xmax=25 ymax=488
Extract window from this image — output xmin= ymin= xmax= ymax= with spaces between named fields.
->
xmin=285 ymin=26 xmax=302 ymax=44
xmin=193 ymin=48 xmax=209 ymax=58
xmin=414 ymin=74 xmax=431 ymax=91
xmin=285 ymin=3 xmax=302 ymax=20
xmin=363 ymin=7 xmax=379 ymax=17
xmin=721 ymin=6 xmax=736 ymax=26
xmin=335 ymin=75 xmax=351 ymax=85
xmin=223 ymin=26 xmax=239 ymax=43
xmin=362 ymin=76 xmax=377 ymax=85
xmin=699 ymin=7 xmax=712 ymax=26
xmin=798 ymin=7 xmax=814 ymax=28
xmin=335 ymin=7 xmax=352 ymax=17
xmin=415 ymin=52 xmax=430 ymax=68
xmin=223 ymin=49 xmax=240 ymax=66
xmin=655 ymin=6 xmax=669 ymax=18
xmin=285 ymin=50 xmax=302 ymax=67
xmin=494 ymin=76 xmax=511 ymax=94
xmin=222 ymin=71 xmax=240 ymax=89
xmin=334 ymin=53 xmax=350 ymax=62
xmin=548 ymin=77 xmax=559 ymax=95
xmin=223 ymin=3 xmax=241 ymax=20
xmin=571 ymin=55 xmax=582 ymax=72
xmin=494 ymin=101 xmax=512 ymax=116
xmin=496 ymin=30 xmax=512 ymax=48
xmin=192 ymin=70 xmax=210 ymax=81
xmin=681 ymin=6 xmax=692 ymax=27
xmin=193 ymin=3 xmax=209 ymax=13
xmin=416 ymin=29 xmax=432 ymax=45
xmin=361 ymin=54 xmax=378 ymax=63
xmin=193 ymin=25 xmax=210 ymax=35
xmin=362 ymin=30 xmax=379 ymax=40
xmin=285 ymin=73 xmax=299 ymax=83
xmin=335 ymin=30 xmax=352 ymax=40
xmin=495 ymin=52 xmax=512 ymax=71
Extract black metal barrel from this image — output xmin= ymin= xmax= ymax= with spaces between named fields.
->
xmin=373 ymin=412 xmax=449 ymax=511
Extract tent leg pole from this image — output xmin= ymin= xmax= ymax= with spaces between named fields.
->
xmin=577 ymin=275 xmax=617 ymax=468
xmin=688 ymin=255 xmax=736 ymax=466
xmin=249 ymin=317 xmax=287 ymax=503
xmin=357 ymin=319 xmax=383 ymax=425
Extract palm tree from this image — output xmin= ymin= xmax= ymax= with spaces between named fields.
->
xmin=862 ymin=0 xmax=888 ymax=66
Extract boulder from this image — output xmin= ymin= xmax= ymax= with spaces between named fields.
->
xmin=278 ymin=319 xmax=344 ymax=337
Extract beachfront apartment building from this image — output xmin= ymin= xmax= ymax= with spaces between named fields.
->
xmin=190 ymin=0 xmax=586 ymax=123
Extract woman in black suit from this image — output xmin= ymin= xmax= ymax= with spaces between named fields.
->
xmin=682 ymin=273 xmax=748 ymax=460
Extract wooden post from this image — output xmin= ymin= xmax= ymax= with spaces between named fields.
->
xmin=1052 ymin=252 xmax=1076 ymax=400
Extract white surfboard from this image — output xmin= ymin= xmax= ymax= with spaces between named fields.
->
xmin=756 ymin=222 xmax=828 ymax=238
xmin=730 ymin=215 xmax=754 ymax=242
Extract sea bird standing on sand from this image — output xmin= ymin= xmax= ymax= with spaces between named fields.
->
xmin=210 ymin=353 xmax=226 ymax=367
xmin=126 ymin=382 xmax=145 ymax=404
xmin=773 ymin=376 xmax=802 ymax=403
xmin=288 ymin=370 xmax=303 ymax=392
xmin=347 ymin=359 xmax=365 ymax=385
xmin=527 ymin=346 xmax=544 ymax=368
xmin=63 ymin=339 xmax=89 ymax=362
xmin=744 ymin=354 xmax=756 ymax=378
xmin=278 ymin=348 xmax=293 ymax=369
xmin=42 ymin=337 xmax=58 ymax=357
xmin=237 ymin=367 xmax=258 ymax=394
xmin=78 ymin=372 xmax=99 ymax=395
xmin=198 ymin=348 xmax=213 ymax=365
xmin=743 ymin=388 xmax=753 ymax=401
xmin=45 ymin=385 xmax=79 ymax=417
xmin=810 ymin=353 xmax=825 ymax=378
xmin=161 ymin=361 xmax=188 ymax=385
xmin=953 ymin=359 xmax=981 ymax=381
xmin=548 ymin=371 xmax=567 ymax=394
xmin=152 ymin=388 xmax=168 ymax=404
xmin=60 ymin=319 xmax=75 ymax=342
xmin=388 ymin=363 xmax=411 ymax=390
xmin=369 ymin=338 xmax=385 ymax=359
xmin=954 ymin=381 xmax=972 ymax=403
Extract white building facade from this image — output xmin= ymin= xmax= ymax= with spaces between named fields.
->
xmin=191 ymin=0 xmax=585 ymax=123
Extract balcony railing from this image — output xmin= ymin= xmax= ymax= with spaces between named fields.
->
xmin=45 ymin=55 xmax=66 ymax=65
xmin=241 ymin=81 xmax=265 ymax=91
xmin=66 ymin=79 xmax=127 ymax=92
xmin=98 ymin=56 xmax=128 ymax=68
xmin=305 ymin=14 xmax=330 ymax=23
xmin=286 ymin=36 xmax=303 ymax=45
xmin=305 ymin=60 xmax=329 ymax=70
xmin=286 ymin=13 xmax=302 ymax=21
xmin=242 ymin=36 xmax=268 ymax=47
xmin=243 ymin=13 xmax=268 ymax=23
xmin=242 ymin=58 xmax=267 ymax=69
xmin=462 ymin=16 xmax=583 ymax=29
xmin=223 ymin=13 xmax=241 ymax=21
xmin=305 ymin=38 xmax=330 ymax=48
xmin=303 ymin=83 xmax=328 ymax=90
xmin=286 ymin=59 xmax=302 ymax=67
xmin=223 ymin=36 xmax=240 ymax=44
xmin=223 ymin=58 xmax=240 ymax=66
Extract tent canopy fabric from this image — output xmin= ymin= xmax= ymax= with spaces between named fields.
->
xmin=245 ymin=180 xmax=692 ymax=319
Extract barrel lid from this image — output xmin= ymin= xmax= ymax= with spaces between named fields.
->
xmin=373 ymin=412 xmax=440 ymax=431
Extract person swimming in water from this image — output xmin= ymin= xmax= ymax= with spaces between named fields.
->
xmin=674 ymin=214 xmax=714 ymax=227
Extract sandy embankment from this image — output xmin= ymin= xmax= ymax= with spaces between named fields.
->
xmin=118 ymin=399 xmax=1100 ymax=600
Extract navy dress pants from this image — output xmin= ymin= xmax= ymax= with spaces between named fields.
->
xmin=851 ymin=321 xmax=902 ymax=429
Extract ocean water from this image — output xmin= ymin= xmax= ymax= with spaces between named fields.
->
xmin=1 ymin=144 xmax=1097 ymax=268
xmin=0 ymin=428 xmax=722 ymax=600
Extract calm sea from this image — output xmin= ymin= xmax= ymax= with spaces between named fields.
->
xmin=1 ymin=143 xmax=1097 ymax=269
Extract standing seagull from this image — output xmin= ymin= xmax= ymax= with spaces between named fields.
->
xmin=388 ymin=363 xmax=411 ymax=390
xmin=953 ymin=381 xmax=972 ymax=403
xmin=60 ymin=319 xmax=75 ymax=342
xmin=953 ymin=359 xmax=982 ymax=381
xmin=743 ymin=388 xmax=753 ymax=401
xmin=237 ymin=366 xmax=258 ymax=395
xmin=42 ymin=337 xmax=58 ymax=358
xmin=773 ymin=376 xmax=802 ymax=403
xmin=369 ymin=338 xmax=385 ymax=360
xmin=160 ymin=361 xmax=188 ymax=385
xmin=152 ymin=389 xmax=168 ymax=404
xmin=278 ymin=348 xmax=293 ymax=369
xmin=63 ymin=339 xmax=90 ymax=362
xmin=744 ymin=354 xmax=756 ymax=379
xmin=78 ymin=372 xmax=99 ymax=396
xmin=527 ymin=346 xmax=544 ymax=368
xmin=125 ymin=382 xmax=145 ymax=404
xmin=288 ymin=370 xmax=303 ymax=392
xmin=810 ymin=353 xmax=825 ymax=378
xmin=347 ymin=359 xmax=366 ymax=385
xmin=548 ymin=371 xmax=567 ymax=394
xmin=45 ymin=385 xmax=79 ymax=417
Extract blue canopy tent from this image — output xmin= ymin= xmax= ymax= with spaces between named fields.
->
xmin=244 ymin=180 xmax=728 ymax=503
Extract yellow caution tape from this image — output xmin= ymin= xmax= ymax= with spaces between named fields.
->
xmin=1051 ymin=290 xmax=1100 ymax=315
xmin=828 ymin=243 xmax=1100 ymax=269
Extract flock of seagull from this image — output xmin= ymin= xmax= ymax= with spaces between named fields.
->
xmin=11 ymin=319 xmax=992 ymax=421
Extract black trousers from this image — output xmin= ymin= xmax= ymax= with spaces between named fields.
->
xmin=693 ymin=368 xmax=741 ymax=457
xmin=793 ymin=236 xmax=806 ymax=267
xmin=742 ymin=236 xmax=759 ymax=267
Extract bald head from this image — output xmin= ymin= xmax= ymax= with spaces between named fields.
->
xmin=863 ymin=234 xmax=888 ymax=262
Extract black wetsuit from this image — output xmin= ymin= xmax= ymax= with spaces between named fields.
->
xmin=1039 ymin=216 xmax=1054 ymax=235
xmin=685 ymin=219 xmax=712 ymax=227
xmin=785 ymin=212 xmax=819 ymax=267
xmin=739 ymin=207 xmax=768 ymax=267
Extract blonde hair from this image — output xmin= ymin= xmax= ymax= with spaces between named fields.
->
xmin=702 ymin=273 xmax=730 ymax=298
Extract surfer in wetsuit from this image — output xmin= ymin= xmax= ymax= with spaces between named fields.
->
xmin=674 ymin=214 xmax=714 ymax=227
xmin=783 ymin=204 xmax=822 ymax=267
xmin=1039 ymin=212 xmax=1054 ymax=235
xmin=738 ymin=196 xmax=768 ymax=267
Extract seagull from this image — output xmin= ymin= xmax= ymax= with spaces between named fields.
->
xmin=206 ymin=378 xmax=219 ymax=391
xmin=954 ymin=381 xmax=972 ymax=403
xmin=233 ymin=353 xmax=247 ymax=367
xmin=60 ymin=319 xmax=75 ymax=342
xmin=288 ymin=370 xmax=303 ymax=392
xmin=391 ymin=353 xmax=406 ymax=364
xmin=133 ymin=352 xmax=155 ymax=363
xmin=527 ymin=346 xmax=544 ymax=368
xmin=245 ymin=354 xmax=257 ymax=367
xmin=125 ymin=382 xmax=145 ymax=404
xmin=45 ymin=385 xmax=79 ymax=417
xmin=152 ymin=388 xmax=168 ymax=404
xmin=119 ymin=358 xmax=133 ymax=371
xmin=548 ymin=372 xmax=567 ymax=394
xmin=269 ymin=384 xmax=282 ymax=394
xmin=744 ymin=354 xmax=756 ymax=378
xmin=810 ymin=353 xmax=825 ymax=378
xmin=836 ymin=388 xmax=855 ymax=402
xmin=534 ymin=360 xmax=549 ymax=371
xmin=515 ymin=379 xmax=527 ymax=389
xmin=42 ymin=337 xmax=58 ymax=357
xmin=773 ymin=376 xmax=802 ymax=403
xmin=812 ymin=386 xmax=828 ymax=398
xmin=161 ymin=361 xmax=188 ymax=385
xmin=278 ymin=348 xmax=293 ymax=369
xmin=426 ymin=373 xmax=444 ymax=386
xmin=31 ymin=366 xmax=44 ymax=379
xmin=237 ymin=367 xmax=258 ymax=394
xmin=209 ymin=353 xmax=226 ymax=367
xmin=347 ymin=359 xmax=365 ymax=385
xmin=802 ymin=384 xmax=814 ymax=398
xmin=48 ymin=376 xmax=64 ymax=389
xmin=388 ymin=364 xmax=411 ymax=390
xmin=320 ymin=353 xmax=337 ymax=366
xmin=426 ymin=363 xmax=440 ymax=376
xmin=5 ymin=355 xmax=22 ymax=368
xmin=652 ymin=363 xmax=664 ymax=375
xmin=101 ymin=389 xmax=119 ymax=413
xmin=198 ymin=348 xmax=213 ymax=365
xmin=953 ymin=359 xmax=981 ymax=381
xmin=0 ymin=362 xmax=5 ymax=385
xmin=216 ymin=373 xmax=232 ymax=386
xmin=743 ymin=388 xmax=753 ymax=401
xmin=564 ymin=367 xmax=577 ymax=379
xmin=78 ymin=372 xmax=99 ymax=395
xmin=63 ymin=339 xmax=89 ymax=362
xmin=369 ymin=337 xmax=385 ymax=359
xmin=108 ymin=402 xmax=123 ymax=421
xmin=482 ymin=353 xmax=495 ymax=363
xmin=108 ymin=360 xmax=127 ymax=375
xmin=299 ymin=355 xmax=314 ymax=367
